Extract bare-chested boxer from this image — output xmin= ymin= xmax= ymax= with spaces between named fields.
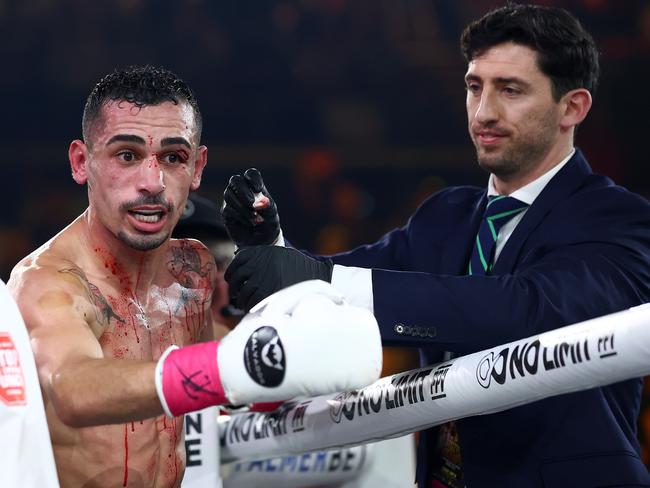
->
xmin=7 ymin=65 xmax=382 ymax=488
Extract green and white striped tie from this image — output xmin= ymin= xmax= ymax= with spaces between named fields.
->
xmin=468 ymin=195 xmax=528 ymax=276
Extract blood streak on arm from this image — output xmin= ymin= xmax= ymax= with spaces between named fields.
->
xmin=123 ymin=423 xmax=129 ymax=487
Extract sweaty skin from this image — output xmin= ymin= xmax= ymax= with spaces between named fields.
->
xmin=11 ymin=226 xmax=219 ymax=487
xmin=8 ymin=101 xmax=228 ymax=487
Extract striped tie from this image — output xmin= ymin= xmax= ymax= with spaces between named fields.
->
xmin=468 ymin=195 xmax=528 ymax=276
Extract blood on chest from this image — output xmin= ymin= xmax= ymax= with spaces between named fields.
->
xmin=98 ymin=284 xmax=210 ymax=361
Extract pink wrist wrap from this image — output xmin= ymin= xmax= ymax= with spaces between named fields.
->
xmin=161 ymin=341 xmax=227 ymax=416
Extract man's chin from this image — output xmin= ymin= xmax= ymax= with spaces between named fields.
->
xmin=476 ymin=150 xmax=517 ymax=176
xmin=477 ymin=154 xmax=504 ymax=173
xmin=117 ymin=230 xmax=169 ymax=251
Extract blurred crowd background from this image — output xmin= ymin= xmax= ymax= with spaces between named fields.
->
xmin=1 ymin=0 xmax=650 ymax=467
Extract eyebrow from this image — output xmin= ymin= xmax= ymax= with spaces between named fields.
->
xmin=106 ymin=134 xmax=146 ymax=146
xmin=104 ymin=134 xmax=192 ymax=149
xmin=493 ymin=76 xmax=531 ymax=88
xmin=161 ymin=137 xmax=191 ymax=149
xmin=465 ymin=74 xmax=531 ymax=88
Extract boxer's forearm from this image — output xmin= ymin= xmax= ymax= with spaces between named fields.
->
xmin=49 ymin=358 xmax=163 ymax=427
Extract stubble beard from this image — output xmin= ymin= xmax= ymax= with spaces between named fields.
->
xmin=474 ymin=114 xmax=557 ymax=181
xmin=117 ymin=230 xmax=171 ymax=251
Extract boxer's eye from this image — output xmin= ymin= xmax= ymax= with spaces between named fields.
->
xmin=160 ymin=151 xmax=188 ymax=166
xmin=117 ymin=150 xmax=136 ymax=163
xmin=161 ymin=153 xmax=179 ymax=164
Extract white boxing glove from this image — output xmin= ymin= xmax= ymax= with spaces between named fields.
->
xmin=218 ymin=280 xmax=383 ymax=404
xmin=155 ymin=280 xmax=382 ymax=417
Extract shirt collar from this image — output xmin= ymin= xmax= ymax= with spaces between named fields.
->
xmin=487 ymin=148 xmax=575 ymax=204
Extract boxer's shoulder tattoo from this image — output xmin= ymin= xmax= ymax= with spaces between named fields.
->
xmin=59 ymin=267 xmax=125 ymax=326
xmin=167 ymin=240 xmax=216 ymax=289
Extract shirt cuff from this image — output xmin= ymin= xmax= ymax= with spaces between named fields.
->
xmin=331 ymin=265 xmax=374 ymax=313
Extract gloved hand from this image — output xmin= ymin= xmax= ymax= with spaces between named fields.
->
xmin=225 ymin=246 xmax=333 ymax=312
xmin=156 ymin=281 xmax=382 ymax=415
xmin=222 ymin=168 xmax=281 ymax=247
xmin=220 ymin=280 xmax=382 ymax=404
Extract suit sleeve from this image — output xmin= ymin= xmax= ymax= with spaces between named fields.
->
xmin=374 ymin=184 xmax=650 ymax=351
xmin=373 ymin=241 xmax=650 ymax=351
xmin=325 ymin=186 xmax=475 ymax=270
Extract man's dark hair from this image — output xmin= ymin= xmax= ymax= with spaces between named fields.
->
xmin=82 ymin=65 xmax=202 ymax=144
xmin=460 ymin=3 xmax=600 ymax=101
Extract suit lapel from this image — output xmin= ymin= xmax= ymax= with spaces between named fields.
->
xmin=491 ymin=149 xmax=593 ymax=275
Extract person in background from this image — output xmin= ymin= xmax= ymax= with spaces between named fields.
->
xmin=0 ymin=278 xmax=59 ymax=487
xmin=222 ymin=4 xmax=650 ymax=487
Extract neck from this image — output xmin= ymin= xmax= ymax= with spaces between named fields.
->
xmin=493 ymin=140 xmax=574 ymax=195
xmin=80 ymin=208 xmax=166 ymax=299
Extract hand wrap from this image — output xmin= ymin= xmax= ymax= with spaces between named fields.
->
xmin=155 ymin=342 xmax=226 ymax=417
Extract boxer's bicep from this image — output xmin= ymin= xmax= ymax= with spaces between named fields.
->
xmin=14 ymin=271 xmax=159 ymax=426
xmin=16 ymin=269 xmax=103 ymax=394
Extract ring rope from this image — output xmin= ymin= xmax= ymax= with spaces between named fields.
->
xmin=219 ymin=304 xmax=650 ymax=462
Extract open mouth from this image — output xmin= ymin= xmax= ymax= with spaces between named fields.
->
xmin=128 ymin=209 xmax=165 ymax=224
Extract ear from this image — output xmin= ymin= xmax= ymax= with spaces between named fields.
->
xmin=69 ymin=140 xmax=90 ymax=185
xmin=559 ymin=88 xmax=592 ymax=130
xmin=190 ymin=145 xmax=208 ymax=191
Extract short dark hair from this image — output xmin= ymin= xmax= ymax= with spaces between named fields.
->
xmin=460 ymin=3 xmax=600 ymax=101
xmin=82 ymin=65 xmax=202 ymax=144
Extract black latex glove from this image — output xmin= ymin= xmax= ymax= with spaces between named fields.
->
xmin=222 ymin=168 xmax=281 ymax=247
xmin=225 ymin=246 xmax=333 ymax=312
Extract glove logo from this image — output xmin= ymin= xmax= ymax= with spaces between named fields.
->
xmin=261 ymin=335 xmax=284 ymax=371
xmin=244 ymin=326 xmax=286 ymax=387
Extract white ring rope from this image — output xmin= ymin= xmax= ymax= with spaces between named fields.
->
xmin=219 ymin=303 xmax=650 ymax=462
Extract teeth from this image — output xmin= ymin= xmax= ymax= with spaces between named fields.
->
xmin=132 ymin=212 xmax=162 ymax=223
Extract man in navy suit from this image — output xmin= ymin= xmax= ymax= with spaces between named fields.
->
xmin=222 ymin=4 xmax=650 ymax=487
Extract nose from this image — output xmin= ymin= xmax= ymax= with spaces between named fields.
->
xmin=473 ymin=89 xmax=499 ymax=125
xmin=137 ymin=156 xmax=166 ymax=195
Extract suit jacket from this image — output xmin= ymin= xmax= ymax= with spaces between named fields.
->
xmin=330 ymin=150 xmax=650 ymax=487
